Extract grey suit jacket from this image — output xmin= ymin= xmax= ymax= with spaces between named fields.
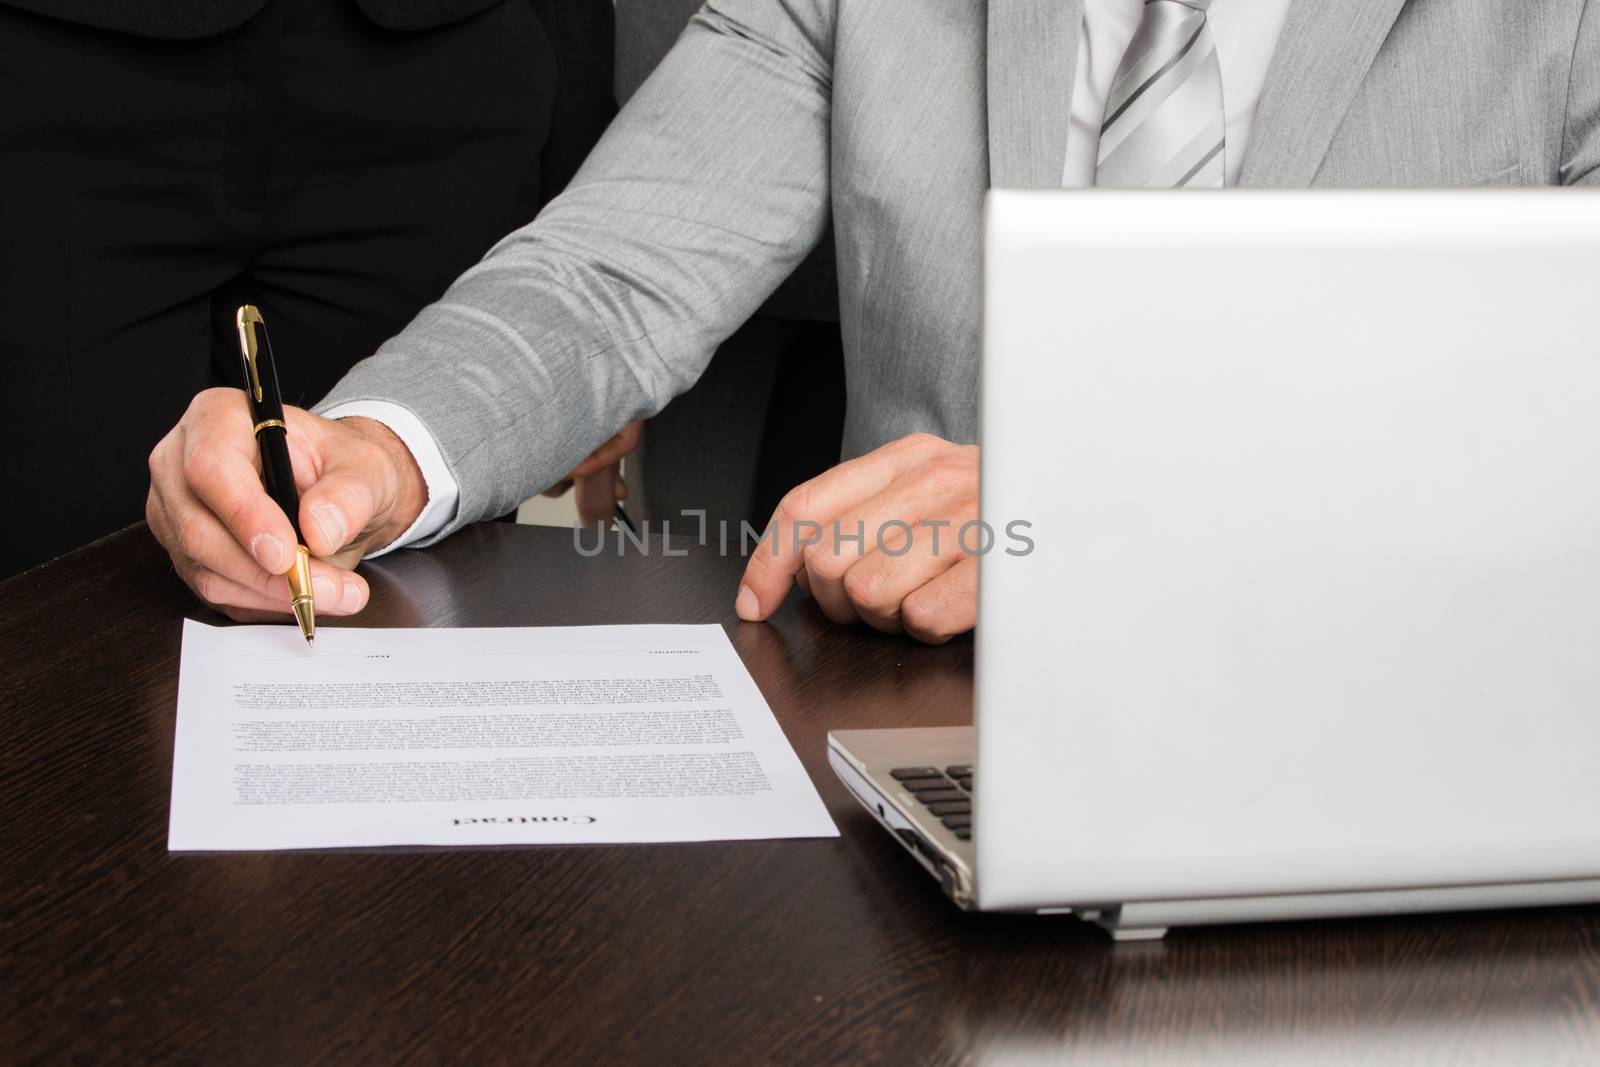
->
xmin=616 ymin=0 xmax=838 ymax=322
xmin=320 ymin=0 xmax=1600 ymax=543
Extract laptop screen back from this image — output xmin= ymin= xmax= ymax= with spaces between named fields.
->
xmin=975 ymin=191 xmax=1600 ymax=910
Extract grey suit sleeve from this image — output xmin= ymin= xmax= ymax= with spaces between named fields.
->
xmin=317 ymin=0 xmax=836 ymax=536
xmin=1563 ymin=0 xmax=1599 ymax=185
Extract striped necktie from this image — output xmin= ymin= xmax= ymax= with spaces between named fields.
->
xmin=1095 ymin=0 xmax=1226 ymax=188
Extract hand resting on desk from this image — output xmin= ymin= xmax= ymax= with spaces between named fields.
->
xmin=736 ymin=432 xmax=979 ymax=645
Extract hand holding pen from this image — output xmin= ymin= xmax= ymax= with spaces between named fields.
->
xmin=145 ymin=316 xmax=430 ymax=627
xmin=146 ymin=303 xmax=636 ymax=625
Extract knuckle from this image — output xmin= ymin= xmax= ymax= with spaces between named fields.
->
xmin=909 ymin=467 xmax=975 ymax=506
xmin=186 ymin=387 xmax=235 ymax=424
xmin=842 ymin=565 xmax=890 ymax=612
xmin=222 ymin=498 xmax=257 ymax=540
xmin=900 ymin=592 xmax=949 ymax=643
xmin=802 ymin=539 xmax=848 ymax=580
xmin=197 ymin=386 xmax=238 ymax=411
xmin=924 ymin=455 xmax=976 ymax=489
xmin=173 ymin=513 xmax=210 ymax=562
xmin=777 ymin=483 xmax=820 ymax=523
xmin=192 ymin=569 xmax=224 ymax=606
xmin=147 ymin=437 xmax=171 ymax=478
xmin=179 ymin=447 xmax=215 ymax=489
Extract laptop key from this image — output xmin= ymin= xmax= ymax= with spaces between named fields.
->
xmin=940 ymin=814 xmax=971 ymax=830
xmin=954 ymin=829 xmax=971 ymax=840
xmin=955 ymin=777 xmax=973 ymax=792
xmin=946 ymin=765 xmax=973 ymax=778
xmin=915 ymin=789 xmax=965 ymax=804
xmin=898 ymin=777 xmax=952 ymax=793
xmin=890 ymin=767 xmax=941 ymax=780
xmin=928 ymin=800 xmax=971 ymax=816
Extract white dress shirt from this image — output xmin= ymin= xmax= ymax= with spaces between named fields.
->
xmin=329 ymin=0 xmax=1293 ymax=555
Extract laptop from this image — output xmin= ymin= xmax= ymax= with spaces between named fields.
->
xmin=828 ymin=190 xmax=1600 ymax=940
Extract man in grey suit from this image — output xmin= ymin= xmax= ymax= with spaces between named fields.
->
xmin=148 ymin=0 xmax=1600 ymax=643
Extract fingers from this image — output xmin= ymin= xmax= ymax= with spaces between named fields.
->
xmin=306 ymin=558 xmax=368 ymax=615
xmin=839 ymin=514 xmax=972 ymax=634
xmin=166 ymin=520 xmax=368 ymax=618
xmin=173 ymin=559 xmax=291 ymax=615
xmin=573 ymin=463 xmax=623 ymax=528
xmin=737 ymin=436 xmax=933 ymax=621
xmin=804 ymin=464 xmax=977 ymax=625
xmin=900 ymin=556 xmax=978 ymax=645
xmin=154 ymin=489 xmax=278 ymax=597
xmin=197 ymin=571 xmax=364 ymax=622
xmin=732 ymin=433 xmax=979 ymax=643
xmin=178 ymin=565 xmax=304 ymax=616
xmin=173 ymin=394 xmax=298 ymax=575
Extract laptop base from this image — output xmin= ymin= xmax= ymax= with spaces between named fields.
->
xmin=828 ymin=727 xmax=1600 ymax=940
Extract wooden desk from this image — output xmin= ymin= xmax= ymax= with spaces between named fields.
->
xmin=4 ymin=523 xmax=1597 ymax=1064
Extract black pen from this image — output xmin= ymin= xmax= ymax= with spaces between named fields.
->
xmin=235 ymin=305 xmax=316 ymax=643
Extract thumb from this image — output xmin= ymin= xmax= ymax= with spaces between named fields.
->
xmin=299 ymin=445 xmax=389 ymax=563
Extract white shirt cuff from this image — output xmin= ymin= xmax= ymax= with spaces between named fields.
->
xmin=320 ymin=401 xmax=460 ymax=558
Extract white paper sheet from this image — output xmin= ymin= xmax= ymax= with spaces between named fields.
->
xmin=169 ymin=620 xmax=837 ymax=850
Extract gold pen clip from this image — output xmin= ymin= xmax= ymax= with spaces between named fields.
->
xmin=236 ymin=304 xmax=265 ymax=403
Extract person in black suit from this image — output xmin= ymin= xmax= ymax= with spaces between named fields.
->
xmin=0 ymin=0 xmax=614 ymax=577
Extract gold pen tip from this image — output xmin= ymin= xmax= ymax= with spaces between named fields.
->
xmin=291 ymin=598 xmax=316 ymax=643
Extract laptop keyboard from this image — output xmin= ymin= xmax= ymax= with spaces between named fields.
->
xmin=890 ymin=765 xmax=973 ymax=840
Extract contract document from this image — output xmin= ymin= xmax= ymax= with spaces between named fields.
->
xmin=169 ymin=620 xmax=837 ymax=850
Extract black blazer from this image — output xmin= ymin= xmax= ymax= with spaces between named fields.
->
xmin=0 ymin=0 xmax=509 ymax=38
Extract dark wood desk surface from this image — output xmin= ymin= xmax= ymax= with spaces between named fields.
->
xmin=4 ymin=523 xmax=1597 ymax=1065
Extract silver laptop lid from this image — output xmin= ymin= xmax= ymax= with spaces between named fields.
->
xmin=975 ymin=191 xmax=1600 ymax=911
